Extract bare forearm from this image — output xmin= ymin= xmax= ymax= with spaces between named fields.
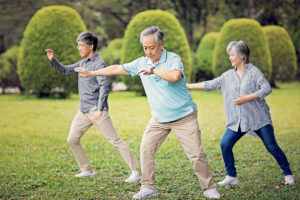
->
xmin=187 ymin=82 xmax=205 ymax=90
xmin=152 ymin=68 xmax=181 ymax=82
xmin=91 ymin=65 xmax=129 ymax=76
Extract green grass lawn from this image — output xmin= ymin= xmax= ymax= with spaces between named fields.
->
xmin=0 ymin=82 xmax=299 ymax=199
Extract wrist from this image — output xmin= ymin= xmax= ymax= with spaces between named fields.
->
xmin=150 ymin=67 xmax=155 ymax=74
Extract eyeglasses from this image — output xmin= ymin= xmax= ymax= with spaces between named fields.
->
xmin=77 ymin=44 xmax=89 ymax=49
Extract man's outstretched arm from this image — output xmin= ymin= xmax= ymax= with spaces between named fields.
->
xmin=75 ymin=65 xmax=129 ymax=77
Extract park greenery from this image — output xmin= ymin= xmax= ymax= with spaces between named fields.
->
xmin=0 ymin=82 xmax=299 ymax=199
xmin=213 ymin=18 xmax=272 ymax=81
xmin=263 ymin=25 xmax=297 ymax=86
xmin=17 ymin=5 xmax=86 ymax=98
xmin=0 ymin=0 xmax=300 ymax=96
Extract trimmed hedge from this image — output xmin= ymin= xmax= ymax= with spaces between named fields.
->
xmin=213 ymin=18 xmax=272 ymax=81
xmin=263 ymin=25 xmax=297 ymax=82
xmin=99 ymin=38 xmax=123 ymax=87
xmin=0 ymin=46 xmax=22 ymax=91
xmin=121 ymin=10 xmax=192 ymax=95
xmin=194 ymin=32 xmax=219 ymax=82
xmin=18 ymin=5 xmax=86 ymax=98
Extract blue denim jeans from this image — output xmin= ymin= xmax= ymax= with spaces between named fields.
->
xmin=220 ymin=124 xmax=292 ymax=177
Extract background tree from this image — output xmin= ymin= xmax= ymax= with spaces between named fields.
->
xmin=0 ymin=46 xmax=22 ymax=92
xmin=193 ymin=32 xmax=219 ymax=82
xmin=99 ymin=38 xmax=123 ymax=88
xmin=17 ymin=5 xmax=86 ymax=98
xmin=213 ymin=18 xmax=272 ymax=80
xmin=263 ymin=25 xmax=297 ymax=86
xmin=121 ymin=9 xmax=192 ymax=95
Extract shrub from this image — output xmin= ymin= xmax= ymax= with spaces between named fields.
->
xmin=99 ymin=38 xmax=123 ymax=87
xmin=193 ymin=32 xmax=219 ymax=82
xmin=213 ymin=18 xmax=272 ymax=81
xmin=263 ymin=25 xmax=297 ymax=84
xmin=0 ymin=46 xmax=23 ymax=92
xmin=18 ymin=5 xmax=86 ymax=98
xmin=121 ymin=10 xmax=192 ymax=95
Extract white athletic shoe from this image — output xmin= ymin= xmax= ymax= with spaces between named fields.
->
xmin=133 ymin=186 xmax=157 ymax=199
xmin=218 ymin=175 xmax=239 ymax=185
xmin=284 ymin=175 xmax=295 ymax=185
xmin=75 ymin=171 xmax=96 ymax=178
xmin=125 ymin=171 xmax=141 ymax=183
xmin=203 ymin=187 xmax=221 ymax=199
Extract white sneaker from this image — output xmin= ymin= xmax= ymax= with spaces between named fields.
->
xmin=125 ymin=171 xmax=141 ymax=183
xmin=284 ymin=175 xmax=295 ymax=185
xmin=75 ymin=171 xmax=96 ymax=178
xmin=133 ymin=186 xmax=157 ymax=199
xmin=218 ymin=175 xmax=239 ymax=185
xmin=203 ymin=187 xmax=221 ymax=199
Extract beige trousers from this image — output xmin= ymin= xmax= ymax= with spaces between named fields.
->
xmin=140 ymin=109 xmax=216 ymax=190
xmin=67 ymin=108 xmax=139 ymax=172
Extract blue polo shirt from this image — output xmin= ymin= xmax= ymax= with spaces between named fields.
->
xmin=122 ymin=49 xmax=196 ymax=123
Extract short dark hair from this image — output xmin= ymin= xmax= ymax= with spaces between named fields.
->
xmin=77 ymin=31 xmax=98 ymax=51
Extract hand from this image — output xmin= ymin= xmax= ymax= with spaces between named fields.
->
xmin=234 ymin=94 xmax=249 ymax=105
xmin=137 ymin=67 xmax=152 ymax=75
xmin=74 ymin=67 xmax=92 ymax=77
xmin=45 ymin=49 xmax=54 ymax=60
xmin=92 ymin=110 xmax=102 ymax=123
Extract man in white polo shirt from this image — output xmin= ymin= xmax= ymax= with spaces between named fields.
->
xmin=75 ymin=26 xmax=221 ymax=199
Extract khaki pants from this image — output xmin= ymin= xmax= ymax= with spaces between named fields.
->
xmin=140 ymin=109 xmax=216 ymax=189
xmin=67 ymin=108 xmax=139 ymax=172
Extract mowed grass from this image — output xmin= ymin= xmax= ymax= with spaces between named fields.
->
xmin=0 ymin=82 xmax=299 ymax=199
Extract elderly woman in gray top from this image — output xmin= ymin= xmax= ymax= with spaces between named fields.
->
xmin=187 ymin=40 xmax=294 ymax=185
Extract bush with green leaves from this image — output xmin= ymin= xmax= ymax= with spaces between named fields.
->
xmin=121 ymin=10 xmax=192 ymax=95
xmin=18 ymin=5 xmax=86 ymax=98
xmin=213 ymin=18 xmax=272 ymax=81
xmin=99 ymin=38 xmax=123 ymax=87
xmin=263 ymin=25 xmax=297 ymax=84
xmin=193 ymin=32 xmax=219 ymax=82
xmin=0 ymin=46 xmax=23 ymax=92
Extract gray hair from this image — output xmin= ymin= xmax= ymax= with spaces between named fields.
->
xmin=77 ymin=31 xmax=98 ymax=51
xmin=226 ymin=40 xmax=250 ymax=63
xmin=140 ymin=26 xmax=164 ymax=44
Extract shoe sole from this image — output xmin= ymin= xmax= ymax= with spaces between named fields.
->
xmin=125 ymin=178 xmax=141 ymax=183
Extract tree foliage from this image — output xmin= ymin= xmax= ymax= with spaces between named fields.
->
xmin=213 ymin=18 xmax=272 ymax=80
xmin=17 ymin=5 xmax=86 ymax=98
xmin=121 ymin=9 xmax=192 ymax=95
xmin=0 ymin=46 xmax=22 ymax=92
xmin=99 ymin=38 xmax=123 ymax=87
xmin=263 ymin=25 xmax=297 ymax=83
xmin=193 ymin=32 xmax=219 ymax=82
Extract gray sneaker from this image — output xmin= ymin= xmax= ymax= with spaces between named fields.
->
xmin=133 ymin=186 xmax=157 ymax=199
xmin=203 ymin=187 xmax=221 ymax=199
xmin=284 ymin=175 xmax=295 ymax=185
xmin=217 ymin=175 xmax=239 ymax=185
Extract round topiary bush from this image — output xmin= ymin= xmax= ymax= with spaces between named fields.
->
xmin=263 ymin=25 xmax=297 ymax=83
xmin=18 ymin=5 xmax=86 ymax=98
xmin=213 ymin=18 xmax=272 ymax=81
xmin=121 ymin=9 xmax=192 ymax=95
xmin=194 ymin=32 xmax=219 ymax=82
xmin=99 ymin=38 xmax=123 ymax=88
xmin=99 ymin=38 xmax=123 ymax=66
xmin=0 ymin=46 xmax=23 ymax=92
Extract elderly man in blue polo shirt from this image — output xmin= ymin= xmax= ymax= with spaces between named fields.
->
xmin=75 ymin=26 xmax=221 ymax=199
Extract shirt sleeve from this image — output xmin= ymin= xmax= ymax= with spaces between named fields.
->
xmin=170 ymin=55 xmax=184 ymax=73
xmin=122 ymin=58 xmax=141 ymax=76
xmin=255 ymin=69 xmax=272 ymax=99
xmin=48 ymin=57 xmax=79 ymax=75
xmin=204 ymin=75 xmax=223 ymax=90
xmin=95 ymin=61 xmax=110 ymax=111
